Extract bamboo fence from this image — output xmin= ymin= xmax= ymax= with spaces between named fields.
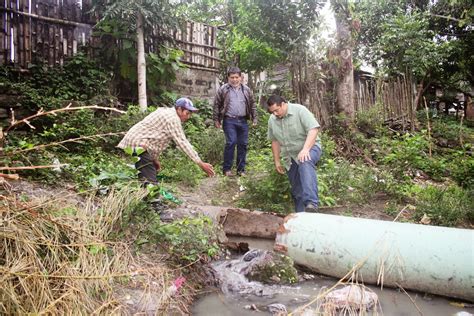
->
xmin=0 ymin=0 xmax=219 ymax=71
xmin=292 ymin=62 xmax=416 ymax=129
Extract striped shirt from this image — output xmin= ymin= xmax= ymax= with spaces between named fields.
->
xmin=117 ymin=107 xmax=201 ymax=163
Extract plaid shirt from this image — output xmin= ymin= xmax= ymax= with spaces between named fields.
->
xmin=118 ymin=107 xmax=201 ymax=163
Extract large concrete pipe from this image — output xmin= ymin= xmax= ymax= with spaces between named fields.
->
xmin=275 ymin=213 xmax=474 ymax=302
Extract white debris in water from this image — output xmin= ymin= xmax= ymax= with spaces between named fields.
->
xmin=324 ymin=285 xmax=378 ymax=310
xmin=267 ymin=303 xmax=287 ymax=315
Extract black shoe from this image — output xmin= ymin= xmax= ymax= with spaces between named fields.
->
xmin=304 ymin=204 xmax=319 ymax=213
xmin=150 ymin=198 xmax=166 ymax=213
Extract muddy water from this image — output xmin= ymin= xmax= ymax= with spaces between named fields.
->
xmin=192 ymin=236 xmax=472 ymax=316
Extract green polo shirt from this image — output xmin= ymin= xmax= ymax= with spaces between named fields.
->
xmin=267 ymin=102 xmax=321 ymax=170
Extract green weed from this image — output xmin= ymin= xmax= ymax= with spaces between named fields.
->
xmin=156 ymin=216 xmax=221 ymax=263
xmin=408 ymin=184 xmax=474 ymax=227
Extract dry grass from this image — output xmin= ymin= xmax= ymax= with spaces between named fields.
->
xmin=0 ymin=184 xmax=191 ymax=315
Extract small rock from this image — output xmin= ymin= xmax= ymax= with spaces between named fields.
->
xmin=420 ymin=214 xmax=431 ymax=225
xmin=302 ymin=273 xmax=315 ymax=280
xmin=267 ymin=303 xmax=287 ymax=315
xmin=243 ymin=249 xmax=265 ymax=262
xmin=243 ymin=304 xmax=260 ymax=311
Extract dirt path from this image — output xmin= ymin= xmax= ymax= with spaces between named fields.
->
xmin=175 ymin=175 xmax=243 ymax=207
xmin=175 ymin=175 xmax=396 ymax=221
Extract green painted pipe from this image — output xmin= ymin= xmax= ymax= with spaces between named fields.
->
xmin=275 ymin=213 xmax=474 ymax=302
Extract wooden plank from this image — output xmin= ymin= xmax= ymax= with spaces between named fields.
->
xmin=17 ymin=0 xmax=24 ymax=67
xmin=38 ymin=0 xmax=47 ymax=64
xmin=59 ymin=27 xmax=64 ymax=65
xmin=5 ymin=0 xmax=11 ymax=63
xmin=52 ymin=0 xmax=59 ymax=66
xmin=8 ymin=0 xmax=13 ymax=63
xmin=188 ymin=22 xmax=192 ymax=64
xmin=23 ymin=0 xmax=31 ymax=66
xmin=209 ymin=24 xmax=213 ymax=67
xmin=174 ymin=38 xmax=220 ymax=49
xmin=211 ymin=26 xmax=216 ymax=68
xmin=179 ymin=47 xmax=222 ymax=62
xmin=0 ymin=3 xmax=5 ymax=65
xmin=31 ymin=0 xmax=37 ymax=59
xmin=67 ymin=27 xmax=73 ymax=56
xmin=13 ymin=10 xmax=19 ymax=64
xmin=0 ymin=7 xmax=94 ymax=27
xmin=199 ymin=23 xmax=203 ymax=66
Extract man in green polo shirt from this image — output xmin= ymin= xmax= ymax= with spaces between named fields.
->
xmin=267 ymin=95 xmax=322 ymax=213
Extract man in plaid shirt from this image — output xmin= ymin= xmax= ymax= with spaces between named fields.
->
xmin=118 ymin=97 xmax=215 ymax=183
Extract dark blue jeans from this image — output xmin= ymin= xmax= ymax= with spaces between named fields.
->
xmin=222 ymin=117 xmax=249 ymax=173
xmin=287 ymin=145 xmax=322 ymax=213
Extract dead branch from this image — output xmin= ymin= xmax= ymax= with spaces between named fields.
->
xmin=335 ymin=136 xmax=377 ymax=166
xmin=0 ymin=164 xmax=68 ymax=171
xmin=423 ymin=97 xmax=432 ymax=158
xmin=7 ymin=132 xmax=126 ymax=155
xmin=430 ymin=13 xmax=463 ymax=22
xmin=395 ymin=282 xmax=424 ymax=315
xmin=5 ymin=104 xmax=126 ymax=133
xmin=393 ymin=205 xmax=409 ymax=222
xmin=0 ymin=173 xmax=19 ymax=180
xmin=459 ymin=114 xmax=464 ymax=147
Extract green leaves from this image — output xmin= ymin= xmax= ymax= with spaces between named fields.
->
xmin=157 ymin=216 xmax=221 ymax=263
xmin=354 ymin=0 xmax=472 ymax=90
xmin=230 ymin=32 xmax=282 ymax=73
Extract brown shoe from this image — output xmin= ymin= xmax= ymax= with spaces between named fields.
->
xmin=224 ymin=170 xmax=233 ymax=177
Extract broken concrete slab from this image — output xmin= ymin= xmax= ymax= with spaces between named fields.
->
xmin=166 ymin=204 xmax=284 ymax=239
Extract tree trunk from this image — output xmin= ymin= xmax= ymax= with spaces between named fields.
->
xmin=333 ymin=1 xmax=355 ymax=120
xmin=137 ymin=12 xmax=147 ymax=112
xmin=247 ymin=71 xmax=254 ymax=90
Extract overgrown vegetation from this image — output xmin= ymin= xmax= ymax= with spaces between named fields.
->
xmin=4 ymin=60 xmax=473 ymax=226
xmin=2 ymin=1 xmax=473 ymax=314
xmin=0 ymin=186 xmax=194 ymax=314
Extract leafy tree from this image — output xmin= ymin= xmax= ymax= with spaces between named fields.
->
xmin=94 ymin=0 xmax=178 ymax=111
xmin=429 ymin=0 xmax=474 ymax=91
xmin=184 ymin=0 xmax=323 ymax=86
xmin=354 ymin=0 xmax=473 ymax=106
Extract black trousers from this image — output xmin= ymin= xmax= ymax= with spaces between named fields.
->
xmin=135 ymin=150 xmax=158 ymax=184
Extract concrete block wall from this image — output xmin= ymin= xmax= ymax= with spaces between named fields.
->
xmin=173 ymin=68 xmax=219 ymax=105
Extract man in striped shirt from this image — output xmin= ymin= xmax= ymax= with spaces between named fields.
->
xmin=118 ymin=98 xmax=215 ymax=183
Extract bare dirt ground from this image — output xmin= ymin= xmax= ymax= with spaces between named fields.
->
xmin=175 ymin=175 xmax=245 ymax=208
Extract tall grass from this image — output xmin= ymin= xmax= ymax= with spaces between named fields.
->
xmin=0 ymin=185 xmax=187 ymax=314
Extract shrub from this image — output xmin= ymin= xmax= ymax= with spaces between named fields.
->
xmin=157 ymin=216 xmax=221 ymax=264
xmin=409 ymin=184 xmax=474 ymax=227
xmin=380 ymin=132 xmax=430 ymax=178
xmin=447 ymin=145 xmax=474 ymax=189
xmin=238 ymin=150 xmax=293 ymax=213
xmin=355 ymin=103 xmax=385 ymax=136
xmin=319 ymin=159 xmax=397 ymax=205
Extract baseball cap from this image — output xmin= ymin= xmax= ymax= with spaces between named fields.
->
xmin=175 ymin=97 xmax=198 ymax=112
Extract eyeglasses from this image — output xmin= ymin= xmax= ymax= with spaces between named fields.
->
xmin=267 ymin=104 xmax=282 ymax=115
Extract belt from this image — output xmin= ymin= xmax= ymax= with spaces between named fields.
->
xmin=225 ymin=115 xmax=246 ymax=119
